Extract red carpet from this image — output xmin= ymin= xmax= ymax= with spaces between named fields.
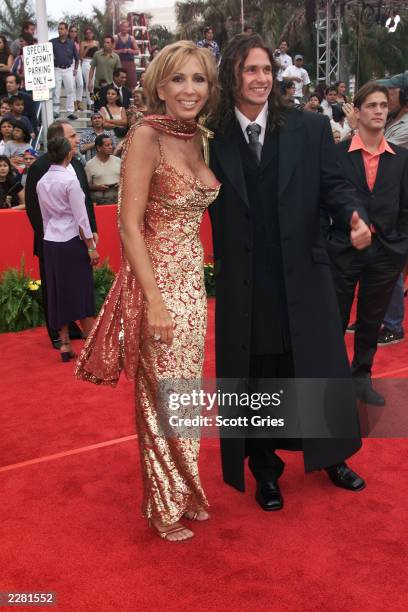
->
xmin=1 ymin=298 xmax=408 ymax=610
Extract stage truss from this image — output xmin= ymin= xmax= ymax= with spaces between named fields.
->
xmin=315 ymin=0 xmax=405 ymax=85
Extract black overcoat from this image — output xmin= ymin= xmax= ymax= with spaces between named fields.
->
xmin=209 ymin=109 xmax=364 ymax=491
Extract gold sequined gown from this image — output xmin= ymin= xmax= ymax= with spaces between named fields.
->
xmin=76 ymin=122 xmax=220 ymax=526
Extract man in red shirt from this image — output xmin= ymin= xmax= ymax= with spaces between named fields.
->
xmin=327 ymin=82 xmax=408 ymax=405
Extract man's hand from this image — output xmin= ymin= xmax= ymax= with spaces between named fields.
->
xmin=92 ymin=232 xmax=99 ymax=245
xmin=350 ymin=211 xmax=371 ymax=250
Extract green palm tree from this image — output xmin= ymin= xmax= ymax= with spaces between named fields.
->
xmin=60 ymin=4 xmax=113 ymax=42
xmin=343 ymin=8 xmax=408 ymax=85
xmin=0 ymin=0 xmax=35 ymax=40
xmin=175 ymin=0 xmax=310 ymax=50
xmin=93 ymin=1 xmax=114 ymax=38
xmin=149 ymin=25 xmax=175 ymax=49
xmin=176 ymin=0 xmax=408 ymax=85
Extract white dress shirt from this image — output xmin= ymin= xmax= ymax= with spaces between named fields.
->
xmin=235 ymin=102 xmax=268 ymax=145
xmin=321 ymin=99 xmax=333 ymax=120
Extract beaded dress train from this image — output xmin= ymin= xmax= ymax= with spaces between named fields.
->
xmin=75 ymin=116 xmax=220 ymax=525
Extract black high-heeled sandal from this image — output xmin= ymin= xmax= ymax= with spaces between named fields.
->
xmin=60 ymin=342 xmax=77 ymax=362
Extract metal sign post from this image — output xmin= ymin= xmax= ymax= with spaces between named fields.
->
xmin=34 ymin=0 xmax=53 ymax=145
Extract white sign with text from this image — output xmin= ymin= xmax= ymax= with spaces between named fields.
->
xmin=23 ymin=43 xmax=55 ymax=91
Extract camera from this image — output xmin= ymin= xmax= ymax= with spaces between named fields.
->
xmin=331 ymin=103 xmax=346 ymax=122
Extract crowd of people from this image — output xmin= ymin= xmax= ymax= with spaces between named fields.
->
xmin=0 ymin=19 xmax=151 ymax=209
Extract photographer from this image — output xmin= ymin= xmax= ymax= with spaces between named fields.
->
xmin=274 ymin=40 xmax=292 ymax=82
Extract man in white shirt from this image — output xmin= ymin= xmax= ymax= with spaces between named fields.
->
xmin=85 ymin=134 xmax=121 ymax=204
xmin=321 ymin=86 xmax=339 ymax=119
xmin=274 ymin=40 xmax=292 ymax=82
xmin=282 ymin=54 xmax=311 ymax=102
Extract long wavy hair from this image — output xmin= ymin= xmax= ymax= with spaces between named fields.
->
xmin=209 ymin=34 xmax=288 ymax=134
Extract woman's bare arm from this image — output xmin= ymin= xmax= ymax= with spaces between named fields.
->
xmin=119 ymin=126 xmax=173 ymax=345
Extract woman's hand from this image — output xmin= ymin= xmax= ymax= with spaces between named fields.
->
xmin=89 ymin=249 xmax=100 ymax=266
xmin=147 ymin=299 xmax=174 ymax=346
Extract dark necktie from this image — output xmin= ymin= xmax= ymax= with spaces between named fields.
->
xmin=115 ymin=86 xmax=122 ymax=104
xmin=246 ymin=123 xmax=262 ymax=164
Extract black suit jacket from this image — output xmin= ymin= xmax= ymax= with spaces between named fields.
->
xmin=235 ymin=126 xmax=291 ymax=354
xmin=327 ymin=139 xmax=408 ymax=263
xmin=209 ymin=109 xmax=362 ymax=489
xmin=93 ymin=83 xmax=132 ymax=111
xmin=25 ymin=154 xmax=97 ymax=256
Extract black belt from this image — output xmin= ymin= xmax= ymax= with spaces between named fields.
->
xmin=56 ymin=65 xmax=72 ymax=69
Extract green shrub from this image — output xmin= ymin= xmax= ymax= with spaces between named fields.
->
xmin=204 ymin=262 xmax=215 ymax=297
xmin=0 ymin=259 xmax=115 ymax=333
xmin=0 ymin=262 xmax=44 ymax=332
xmin=93 ymin=262 xmax=115 ymax=312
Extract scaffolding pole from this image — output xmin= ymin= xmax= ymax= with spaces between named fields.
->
xmin=316 ymin=0 xmax=341 ymax=85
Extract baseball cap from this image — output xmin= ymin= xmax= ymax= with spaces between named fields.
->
xmin=23 ymin=147 xmax=39 ymax=157
xmin=376 ymin=73 xmax=405 ymax=89
xmin=294 ymin=54 xmax=303 ymax=60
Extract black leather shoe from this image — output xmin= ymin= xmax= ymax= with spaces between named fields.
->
xmin=354 ymin=377 xmax=386 ymax=406
xmin=378 ymin=328 xmax=404 ymax=346
xmin=255 ymin=480 xmax=283 ymax=511
xmin=325 ymin=462 xmax=366 ymax=491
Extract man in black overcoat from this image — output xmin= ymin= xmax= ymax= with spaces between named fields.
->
xmin=208 ymin=34 xmax=372 ymax=510
xmin=25 ymin=120 xmax=98 ymax=349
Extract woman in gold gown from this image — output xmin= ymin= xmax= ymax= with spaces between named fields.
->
xmin=75 ymin=41 xmax=220 ymax=541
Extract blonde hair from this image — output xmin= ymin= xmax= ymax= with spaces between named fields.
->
xmin=143 ymin=40 xmax=219 ymax=116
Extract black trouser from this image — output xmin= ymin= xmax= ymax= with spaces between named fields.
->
xmin=330 ymin=239 xmax=404 ymax=378
xmin=246 ymin=352 xmax=302 ymax=483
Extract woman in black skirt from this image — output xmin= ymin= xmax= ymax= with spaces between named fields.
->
xmin=36 ymin=137 xmax=100 ymax=361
